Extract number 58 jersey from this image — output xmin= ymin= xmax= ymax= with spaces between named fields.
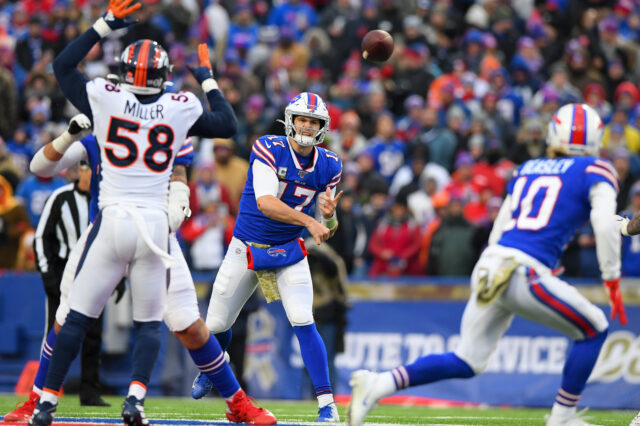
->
xmin=87 ymin=77 xmax=203 ymax=211
xmin=497 ymin=156 xmax=619 ymax=268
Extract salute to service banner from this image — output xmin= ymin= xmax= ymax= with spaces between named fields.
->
xmin=244 ymin=300 xmax=640 ymax=409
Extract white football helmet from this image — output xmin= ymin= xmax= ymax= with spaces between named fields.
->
xmin=283 ymin=92 xmax=330 ymax=146
xmin=546 ymin=103 xmax=603 ymax=156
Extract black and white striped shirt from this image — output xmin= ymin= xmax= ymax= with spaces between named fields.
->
xmin=33 ymin=183 xmax=90 ymax=277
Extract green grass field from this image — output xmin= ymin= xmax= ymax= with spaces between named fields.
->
xmin=0 ymin=393 xmax=637 ymax=425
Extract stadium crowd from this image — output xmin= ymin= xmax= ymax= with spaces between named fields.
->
xmin=1 ymin=0 xmax=640 ymax=278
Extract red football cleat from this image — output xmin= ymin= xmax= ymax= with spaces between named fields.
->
xmin=225 ymin=389 xmax=277 ymax=425
xmin=4 ymin=391 xmax=39 ymax=422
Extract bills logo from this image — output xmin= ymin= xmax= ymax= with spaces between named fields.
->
xmin=267 ymin=248 xmax=287 ymax=257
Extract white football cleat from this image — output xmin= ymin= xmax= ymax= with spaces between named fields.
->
xmin=545 ymin=408 xmax=599 ymax=426
xmin=347 ymin=370 xmax=379 ymax=426
xmin=630 ymin=411 xmax=640 ymax=426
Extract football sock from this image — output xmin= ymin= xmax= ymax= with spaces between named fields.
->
xmin=214 ymin=329 xmax=232 ymax=351
xmin=293 ymin=324 xmax=332 ymax=403
xmin=39 ymin=388 xmax=59 ymax=406
xmin=558 ymin=330 xmax=607 ymax=398
xmin=131 ymin=321 xmax=162 ymax=385
xmin=403 ymin=352 xmax=474 ymax=388
xmin=44 ymin=310 xmax=94 ymax=392
xmin=34 ymin=329 xmax=57 ymax=392
xmin=188 ymin=333 xmax=240 ymax=398
xmin=128 ymin=381 xmax=146 ymax=400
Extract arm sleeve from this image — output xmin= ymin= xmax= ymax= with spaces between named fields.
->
xmin=187 ymin=90 xmax=238 ymax=138
xmin=590 ymin=182 xmax=621 ymax=280
xmin=253 ymin=160 xmax=279 ymax=199
xmin=52 ymin=29 xmax=100 ymax=119
xmin=30 ymin=143 xmax=88 ymax=177
xmin=488 ymin=195 xmax=513 ymax=246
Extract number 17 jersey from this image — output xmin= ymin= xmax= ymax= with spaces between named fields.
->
xmin=497 ymin=156 xmax=619 ymax=268
xmin=86 ymin=77 xmax=202 ymax=211
xmin=234 ymin=136 xmax=342 ymax=245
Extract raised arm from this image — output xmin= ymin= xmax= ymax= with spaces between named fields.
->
xmin=186 ymin=44 xmax=238 ymax=139
xmin=52 ymin=0 xmax=141 ymax=118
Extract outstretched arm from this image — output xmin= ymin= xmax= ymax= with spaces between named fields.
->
xmin=186 ymin=44 xmax=238 ymax=138
xmin=52 ymin=0 xmax=140 ymax=118
xmin=252 ymin=161 xmax=329 ymax=245
xmin=620 ymin=213 xmax=640 ymax=236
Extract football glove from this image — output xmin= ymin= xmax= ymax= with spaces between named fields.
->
xmin=93 ymin=0 xmax=140 ymax=37
xmin=604 ymin=278 xmax=627 ymax=325
xmin=67 ymin=113 xmax=92 ymax=135
xmin=168 ymin=181 xmax=191 ymax=232
xmin=52 ymin=114 xmax=92 ymax=154
xmin=187 ymin=44 xmax=218 ymax=91
xmin=615 ymin=215 xmax=631 ymax=236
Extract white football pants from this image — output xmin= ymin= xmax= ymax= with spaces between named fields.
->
xmin=205 ymin=236 xmax=315 ymax=332
xmin=455 ymin=245 xmax=609 ymax=374
xmin=57 ymin=215 xmax=199 ymax=332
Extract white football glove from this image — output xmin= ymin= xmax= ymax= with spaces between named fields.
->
xmin=616 ymin=215 xmax=631 ymax=236
xmin=52 ymin=114 xmax=92 ymax=154
xmin=168 ymin=181 xmax=191 ymax=232
xmin=68 ymin=114 xmax=92 ymax=135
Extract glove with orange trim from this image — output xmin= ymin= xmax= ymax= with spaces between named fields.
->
xmin=187 ymin=43 xmax=218 ymax=91
xmin=604 ymin=278 xmax=628 ymax=325
xmin=93 ymin=0 xmax=141 ymax=37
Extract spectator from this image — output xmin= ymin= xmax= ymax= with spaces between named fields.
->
xmin=365 ymin=113 xmax=406 ymax=183
xmin=603 ymin=108 xmax=640 ymax=153
xmin=15 ymin=172 xmax=65 ymax=226
xmin=267 ymin=0 xmax=318 ymax=42
xmin=211 ymin=138 xmax=249 ymax=211
xmin=428 ymin=194 xmax=477 ymax=276
xmin=0 ymin=174 xmax=30 ymax=269
xmin=327 ymin=189 xmax=367 ymax=275
xmin=611 ymin=148 xmax=638 ymax=212
xmin=621 ymin=182 xmax=640 ymax=276
xmin=368 ymin=193 xmax=422 ymax=277
xmin=329 ymin=110 xmax=367 ymax=162
xmin=181 ymin=192 xmax=231 ymax=275
xmin=412 ymin=106 xmax=457 ymax=171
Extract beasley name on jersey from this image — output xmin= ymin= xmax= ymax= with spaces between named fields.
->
xmin=86 ymin=77 xmax=202 ymax=211
xmin=498 ymin=156 xmax=618 ymax=268
xmin=80 ymin=135 xmax=194 ymax=223
xmin=234 ymin=135 xmax=342 ymax=245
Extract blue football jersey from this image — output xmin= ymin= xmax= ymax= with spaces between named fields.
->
xmin=234 ymin=135 xmax=342 ymax=245
xmin=497 ymin=156 xmax=619 ymax=268
xmin=83 ymin=135 xmax=194 ymax=223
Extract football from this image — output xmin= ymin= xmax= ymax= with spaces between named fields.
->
xmin=361 ymin=29 xmax=394 ymax=63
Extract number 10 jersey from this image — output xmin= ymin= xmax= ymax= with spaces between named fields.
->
xmin=87 ymin=77 xmax=203 ymax=211
xmin=497 ymin=156 xmax=619 ymax=268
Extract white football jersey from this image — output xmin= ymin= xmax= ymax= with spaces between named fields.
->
xmin=87 ymin=78 xmax=203 ymax=211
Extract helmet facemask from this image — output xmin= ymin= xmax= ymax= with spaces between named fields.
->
xmin=282 ymin=92 xmax=330 ymax=146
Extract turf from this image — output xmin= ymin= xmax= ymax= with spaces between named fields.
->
xmin=0 ymin=393 xmax=636 ymax=425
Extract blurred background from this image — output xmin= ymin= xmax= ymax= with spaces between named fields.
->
xmin=1 ymin=0 xmax=640 ymax=410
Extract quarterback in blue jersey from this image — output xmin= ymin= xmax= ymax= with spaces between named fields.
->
xmin=348 ymin=103 xmax=624 ymax=426
xmin=192 ymin=92 xmax=344 ymax=422
xmin=17 ymin=115 xmax=276 ymax=426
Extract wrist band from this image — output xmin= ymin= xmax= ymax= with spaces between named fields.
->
xmin=325 ymin=212 xmax=337 ymax=230
xmin=201 ymin=78 xmax=219 ymax=92
xmin=92 ymin=17 xmax=112 ymax=38
xmin=51 ymin=131 xmax=74 ymax=154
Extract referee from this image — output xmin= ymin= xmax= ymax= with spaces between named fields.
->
xmin=33 ymin=161 xmax=109 ymax=406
